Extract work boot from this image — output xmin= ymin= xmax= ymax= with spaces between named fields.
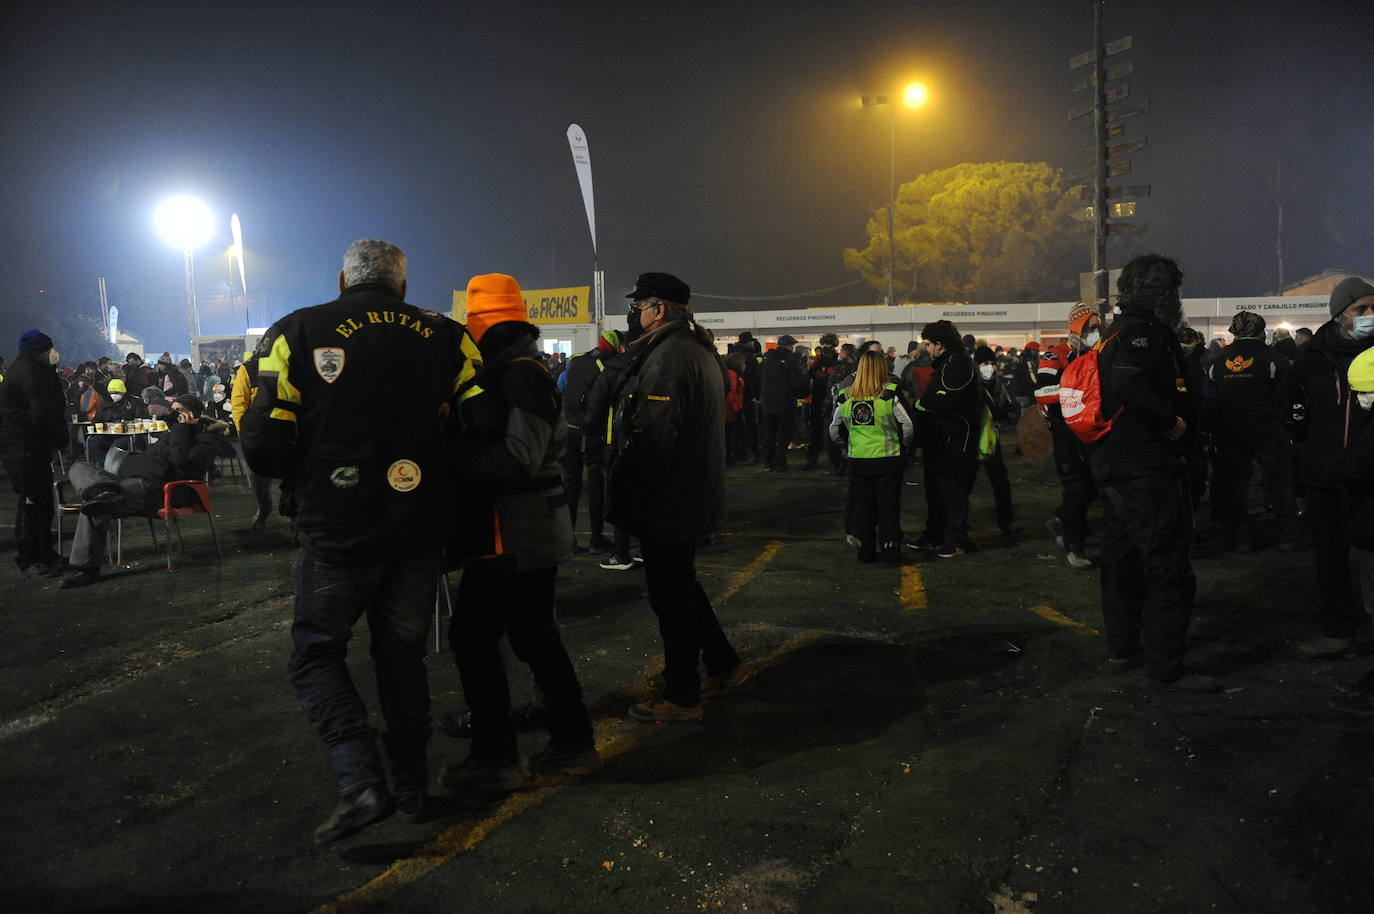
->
xmin=313 ymin=784 xmax=395 ymax=845
xmin=1294 ymin=636 xmax=1357 ymax=661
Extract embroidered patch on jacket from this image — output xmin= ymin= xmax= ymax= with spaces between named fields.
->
xmin=1130 ymin=337 xmax=1150 ymax=349
xmin=645 ymin=394 xmax=671 ymax=401
xmin=313 ymin=347 xmax=345 ymax=383
xmin=851 ymin=401 xmax=875 ymax=425
xmin=330 ymin=466 xmax=360 ymax=489
xmin=386 ymin=459 xmax=422 ymax=492
xmin=1224 ymin=355 xmax=1254 ymax=373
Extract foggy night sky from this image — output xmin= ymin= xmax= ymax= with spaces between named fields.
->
xmin=2 ymin=0 xmax=1371 ymax=353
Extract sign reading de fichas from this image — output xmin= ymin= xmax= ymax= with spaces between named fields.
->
xmin=452 ymin=286 xmax=592 ymax=326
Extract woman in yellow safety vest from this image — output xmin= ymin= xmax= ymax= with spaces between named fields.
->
xmin=830 ymin=350 xmax=914 ymax=563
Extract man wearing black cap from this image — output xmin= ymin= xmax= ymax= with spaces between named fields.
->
xmin=1206 ymin=310 xmax=1296 ymax=552
xmin=736 ymin=331 xmax=763 ymax=461
xmin=759 ymin=334 xmax=809 ymax=472
xmin=0 ymin=329 xmax=69 ymax=576
xmin=608 ymin=272 xmax=743 ymax=722
xmin=1277 ymin=276 xmax=1374 ymax=660
xmin=60 ymin=395 xmax=222 ymax=588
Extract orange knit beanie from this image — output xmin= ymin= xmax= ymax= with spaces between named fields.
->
xmin=465 ymin=273 xmax=528 ymax=341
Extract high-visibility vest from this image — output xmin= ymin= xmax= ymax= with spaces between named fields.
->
xmin=839 ymin=383 xmax=902 ymax=459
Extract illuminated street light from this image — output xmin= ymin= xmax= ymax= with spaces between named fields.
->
xmin=862 ymin=82 xmax=931 ymax=306
xmin=154 ymin=195 xmax=215 ymax=345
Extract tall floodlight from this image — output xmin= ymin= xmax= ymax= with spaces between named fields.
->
xmin=154 ymin=195 xmax=215 ymax=346
xmin=861 ymin=82 xmax=929 ymax=306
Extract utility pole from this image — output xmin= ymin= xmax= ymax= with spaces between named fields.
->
xmin=1069 ymin=0 xmax=1149 ymax=316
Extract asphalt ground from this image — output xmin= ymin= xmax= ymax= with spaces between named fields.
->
xmin=1 ymin=439 xmax=1370 ymax=914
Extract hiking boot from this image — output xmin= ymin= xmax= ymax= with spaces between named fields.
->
xmin=700 ymin=662 xmax=753 ymax=699
xmin=530 ymin=744 xmax=603 ymax=776
xmin=1066 ymin=551 xmax=1095 ymax=570
xmin=1045 ymin=517 xmax=1064 ymax=547
xmin=628 ymin=699 xmax=704 ymax=723
xmin=437 ymin=755 xmax=529 ymax=793
xmin=313 ymin=784 xmax=395 ymax=845
xmin=1329 ymin=691 xmax=1374 ymax=716
xmin=599 ymin=554 xmax=635 ymax=571
xmin=1294 ymin=636 xmax=1357 ymax=662
xmin=1147 ymin=672 xmax=1223 ymax=694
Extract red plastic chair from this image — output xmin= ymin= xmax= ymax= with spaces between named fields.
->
xmin=146 ymin=478 xmax=223 ymax=571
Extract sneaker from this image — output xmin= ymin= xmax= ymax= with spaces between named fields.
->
xmin=934 ymin=543 xmax=964 ymax=558
xmin=1066 ymin=551 xmax=1095 ymax=570
xmin=437 ymin=755 xmax=529 ymax=792
xmin=1146 ymin=672 xmax=1223 ymax=694
xmin=530 ymin=744 xmax=603 ymax=776
xmin=1294 ymin=636 xmax=1358 ymax=662
xmin=1045 ymin=517 xmax=1064 ymax=547
xmin=903 ymin=536 xmax=938 ymax=552
xmin=844 ymin=534 xmax=862 ymax=547
xmin=59 ymin=569 xmax=101 ymax=589
xmin=628 ymin=699 xmax=704 ymax=723
xmin=700 ymin=662 xmax=753 ymax=699
xmin=588 ymin=535 xmax=615 ymax=553
xmin=599 ymin=555 xmax=635 ymax=571
xmin=1329 ymin=691 xmax=1374 ymax=716
xmin=1105 ymin=653 xmax=1144 ymax=673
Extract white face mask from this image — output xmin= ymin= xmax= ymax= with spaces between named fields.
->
xmin=1084 ymin=330 xmax=1101 ymax=347
xmin=978 ymin=364 xmax=996 ymax=381
xmin=1358 ymin=392 xmax=1374 ymax=411
xmin=213 ymin=393 xmax=226 ymax=403
xmin=1352 ymin=315 xmax=1374 ymax=341
xmin=110 ymin=393 xmax=124 ymax=403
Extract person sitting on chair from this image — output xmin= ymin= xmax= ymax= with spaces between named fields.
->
xmin=60 ymin=395 xmax=222 ymax=588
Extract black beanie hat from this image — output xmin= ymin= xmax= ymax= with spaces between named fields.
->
xmin=974 ymin=345 xmax=996 ymax=364
xmin=173 ymin=395 xmax=204 ymax=419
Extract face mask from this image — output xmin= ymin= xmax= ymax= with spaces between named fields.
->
xmin=213 ymin=393 xmax=226 ymax=403
xmin=626 ymin=306 xmax=643 ymax=339
xmin=1351 ymin=315 xmax=1374 ymax=340
xmin=1359 ymin=392 xmax=1374 ymax=411
xmin=110 ymin=393 xmax=124 ymax=403
xmin=978 ymin=364 xmax=995 ymax=381
xmin=1084 ymin=330 xmax=1101 ymax=347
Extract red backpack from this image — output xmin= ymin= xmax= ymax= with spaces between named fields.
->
xmin=725 ymin=369 xmax=745 ymax=420
xmin=1057 ymin=332 xmax=1122 ymax=443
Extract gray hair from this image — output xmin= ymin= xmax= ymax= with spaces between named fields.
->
xmin=342 ymin=239 xmax=407 ymax=295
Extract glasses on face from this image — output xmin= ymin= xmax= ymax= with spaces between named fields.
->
xmin=629 ymin=298 xmax=662 ymax=314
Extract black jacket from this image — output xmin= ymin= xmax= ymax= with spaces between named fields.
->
xmin=1206 ymin=337 xmax=1290 ymax=427
xmin=759 ymin=346 xmax=808 ymax=416
xmin=118 ymin=420 xmax=219 ymax=488
xmin=451 ymin=330 xmax=573 ymax=570
xmin=562 ymin=346 xmax=611 ymax=431
xmin=606 ymin=321 xmax=725 ymax=540
xmin=1338 ymin=403 xmax=1374 ymax=550
xmin=584 ymin=351 xmax=633 ymax=449
xmin=1275 ymin=319 xmax=1374 ymax=490
xmin=0 ymin=351 xmax=68 ymax=459
xmin=1091 ymin=307 xmax=1195 ymax=483
xmin=916 ymin=346 xmax=980 ymax=458
xmin=241 ymin=283 xmax=482 ymax=562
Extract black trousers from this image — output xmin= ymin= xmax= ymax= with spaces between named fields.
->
xmin=1050 ymin=422 xmax=1096 ymax=550
xmin=807 ymin=405 xmax=831 ymax=468
xmin=921 ymin=449 xmax=976 ymax=546
xmin=1212 ymin=423 xmax=1297 ymax=543
xmin=761 ymin=413 xmax=795 ymax=469
xmin=640 ymin=538 xmax=739 ymax=707
xmin=560 ymin=430 xmax=605 ymax=539
xmin=3 ymin=451 xmax=56 ymax=570
xmin=979 ymin=442 xmax=1014 ymax=531
xmin=849 ymin=461 xmax=903 ymax=556
xmin=743 ymin=402 xmax=760 ymax=460
xmin=1302 ymin=486 xmax=1359 ymax=639
xmin=450 ymin=562 xmax=593 ymax=763
xmin=1097 ymin=460 xmax=1197 ymax=682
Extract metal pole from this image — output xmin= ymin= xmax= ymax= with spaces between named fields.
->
xmin=886 ymin=106 xmax=897 ymax=307
xmin=1091 ymin=0 xmax=1108 ymax=316
xmin=184 ymin=248 xmax=201 ymax=347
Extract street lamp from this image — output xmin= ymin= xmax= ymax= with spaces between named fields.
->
xmin=154 ymin=194 xmax=215 ymax=346
xmin=862 ymin=81 xmax=929 ymax=306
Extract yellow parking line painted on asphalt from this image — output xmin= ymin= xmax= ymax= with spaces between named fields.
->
xmin=316 ymin=541 xmax=798 ymax=914
xmin=1031 ymin=604 xmax=1100 ymax=636
xmin=899 ymin=565 xmax=927 ymax=611
xmin=712 ymin=540 xmax=783 ymax=605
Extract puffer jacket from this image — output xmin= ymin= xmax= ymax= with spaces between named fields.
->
xmin=1276 ymin=319 xmax=1374 ymax=490
xmin=450 ymin=326 xmax=573 ymax=570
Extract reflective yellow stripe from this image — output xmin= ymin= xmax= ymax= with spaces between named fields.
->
xmin=259 ymin=333 xmax=301 ymax=424
xmin=452 ymin=329 xmax=483 ymax=395
xmin=459 ymin=383 xmax=485 ymax=403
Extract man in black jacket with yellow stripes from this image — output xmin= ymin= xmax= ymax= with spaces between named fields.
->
xmin=241 ymin=239 xmax=482 ymax=845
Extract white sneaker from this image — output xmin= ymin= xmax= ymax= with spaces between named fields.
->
xmin=599 ymin=555 xmax=634 ymax=571
xmin=1066 ymin=551 xmax=1095 ymax=570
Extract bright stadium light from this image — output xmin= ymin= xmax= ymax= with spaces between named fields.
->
xmin=154 ymin=195 xmax=215 ymax=251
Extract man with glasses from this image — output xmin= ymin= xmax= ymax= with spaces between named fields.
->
xmin=607 ymin=273 xmax=745 ymax=722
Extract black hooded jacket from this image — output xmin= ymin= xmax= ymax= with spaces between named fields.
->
xmin=760 ymin=346 xmax=809 ymax=416
xmin=0 ymin=351 xmax=68 ymax=459
xmin=1275 ymin=319 xmax=1374 ymax=489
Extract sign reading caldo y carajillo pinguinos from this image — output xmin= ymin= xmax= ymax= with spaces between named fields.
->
xmin=452 ymin=286 xmax=592 ymax=326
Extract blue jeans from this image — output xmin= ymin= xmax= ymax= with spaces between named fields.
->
xmin=287 ymin=548 xmax=440 ymax=797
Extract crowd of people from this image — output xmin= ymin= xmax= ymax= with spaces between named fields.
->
xmin=2 ymin=240 xmax=1371 ymax=847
